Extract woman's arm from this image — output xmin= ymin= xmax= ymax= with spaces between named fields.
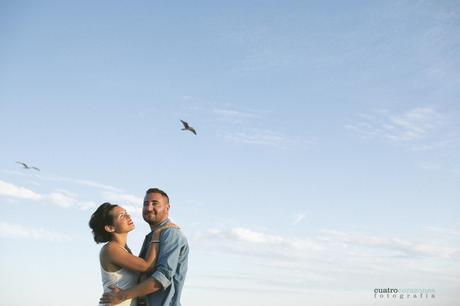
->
xmin=104 ymin=224 xmax=177 ymax=273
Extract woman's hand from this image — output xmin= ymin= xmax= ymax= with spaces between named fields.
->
xmin=152 ymin=223 xmax=179 ymax=241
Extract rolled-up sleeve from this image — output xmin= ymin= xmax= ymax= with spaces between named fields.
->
xmin=151 ymin=229 xmax=182 ymax=289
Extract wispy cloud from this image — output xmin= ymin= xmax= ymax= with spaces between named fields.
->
xmin=220 ymin=128 xmax=305 ymax=148
xmin=100 ymin=190 xmax=143 ymax=218
xmin=48 ymin=192 xmax=77 ymax=208
xmin=415 ymin=161 xmax=442 ymax=171
xmin=0 ymin=180 xmax=97 ymax=210
xmin=346 ymin=107 xmax=460 ymax=154
xmin=385 ymin=107 xmax=444 ymax=141
xmin=292 ymin=213 xmax=306 ymax=226
xmin=319 ymin=229 xmax=459 ymax=259
xmin=192 ymin=226 xmax=460 ymax=293
xmin=212 ymin=106 xmax=302 ymax=148
xmin=42 ymin=175 xmax=123 ymax=192
xmin=100 ymin=190 xmax=143 ymax=207
xmin=201 ymin=227 xmax=322 ymax=260
xmin=198 ymin=227 xmax=460 ymax=263
xmin=212 ymin=108 xmax=257 ymax=125
xmin=77 ymin=201 xmax=98 ymax=210
xmin=1 ymin=170 xmax=123 ymax=193
xmin=346 ymin=107 xmax=446 ymax=142
xmin=2 ymin=171 xmax=141 ymax=211
xmin=47 ymin=190 xmax=97 ymax=210
xmin=0 ymin=221 xmax=70 ymax=242
xmin=178 ymin=100 xmax=311 ymax=148
xmin=0 ymin=180 xmax=43 ymax=201
xmin=426 ymin=226 xmax=460 ymax=237
xmin=213 ymin=108 xmax=256 ymax=119
xmin=222 ymin=129 xmax=284 ymax=146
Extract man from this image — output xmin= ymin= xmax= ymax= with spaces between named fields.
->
xmin=101 ymin=188 xmax=189 ymax=306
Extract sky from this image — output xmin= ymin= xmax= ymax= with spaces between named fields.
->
xmin=1 ymin=1 xmax=460 ymax=305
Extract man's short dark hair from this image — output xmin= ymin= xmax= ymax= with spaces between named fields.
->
xmin=146 ymin=188 xmax=169 ymax=203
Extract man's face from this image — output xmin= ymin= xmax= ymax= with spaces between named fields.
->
xmin=143 ymin=192 xmax=170 ymax=225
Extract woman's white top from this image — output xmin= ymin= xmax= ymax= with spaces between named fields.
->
xmin=98 ymin=253 xmax=139 ymax=306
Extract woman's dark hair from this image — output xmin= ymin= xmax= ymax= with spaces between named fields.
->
xmin=89 ymin=202 xmax=118 ymax=243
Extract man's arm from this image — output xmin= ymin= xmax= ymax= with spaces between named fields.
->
xmin=150 ymin=228 xmax=184 ymax=289
xmin=123 ymin=277 xmax=162 ymax=299
xmin=99 ymin=278 xmax=162 ymax=305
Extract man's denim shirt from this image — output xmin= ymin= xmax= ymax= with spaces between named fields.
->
xmin=139 ymin=219 xmax=189 ymax=306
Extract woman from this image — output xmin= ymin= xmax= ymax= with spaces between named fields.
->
xmin=89 ymin=202 xmax=175 ymax=306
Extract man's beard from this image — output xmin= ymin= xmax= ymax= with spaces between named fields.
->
xmin=143 ymin=212 xmax=167 ymax=225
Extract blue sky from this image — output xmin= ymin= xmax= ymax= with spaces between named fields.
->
xmin=1 ymin=1 xmax=459 ymax=305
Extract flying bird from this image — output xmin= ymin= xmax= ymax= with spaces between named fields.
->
xmin=16 ymin=161 xmax=40 ymax=171
xmin=180 ymin=120 xmax=197 ymax=135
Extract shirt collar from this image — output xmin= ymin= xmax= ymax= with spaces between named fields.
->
xmin=150 ymin=218 xmax=171 ymax=232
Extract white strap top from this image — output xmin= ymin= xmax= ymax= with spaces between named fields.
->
xmin=99 ymin=267 xmax=138 ymax=306
xmin=100 ymin=266 xmax=139 ymax=292
xmin=98 ymin=245 xmax=139 ymax=306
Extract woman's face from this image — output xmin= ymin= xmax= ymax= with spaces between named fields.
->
xmin=110 ymin=206 xmax=135 ymax=233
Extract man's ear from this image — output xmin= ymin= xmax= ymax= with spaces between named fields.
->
xmin=104 ymin=225 xmax=115 ymax=233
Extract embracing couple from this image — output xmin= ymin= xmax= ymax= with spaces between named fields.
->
xmin=89 ymin=188 xmax=189 ymax=306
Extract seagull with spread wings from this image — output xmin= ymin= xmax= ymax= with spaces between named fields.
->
xmin=16 ymin=161 xmax=40 ymax=171
xmin=180 ymin=120 xmax=197 ymax=135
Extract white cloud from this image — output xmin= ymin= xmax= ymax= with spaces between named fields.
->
xmin=0 ymin=221 xmax=69 ymax=242
xmin=46 ymin=192 xmax=98 ymax=210
xmin=416 ymin=161 xmax=442 ymax=171
xmin=0 ymin=180 xmax=42 ymax=201
xmin=48 ymin=192 xmax=77 ymax=208
xmin=319 ymin=229 xmax=460 ymax=259
xmin=45 ymin=175 xmax=123 ymax=192
xmin=77 ymin=201 xmax=98 ymax=210
xmin=1 ymin=172 xmax=154 ymax=213
xmin=0 ymin=180 xmax=100 ymax=210
xmin=221 ymin=129 xmax=294 ymax=147
xmin=100 ymin=190 xmax=143 ymax=207
xmin=346 ymin=107 xmax=448 ymax=144
xmin=292 ymin=213 xmax=305 ymax=226
xmin=212 ymin=106 xmax=289 ymax=147
xmin=54 ymin=189 xmax=78 ymax=197
xmin=230 ymin=227 xmax=285 ymax=244
xmin=426 ymin=226 xmax=460 ymax=237
xmin=99 ymin=190 xmax=143 ymax=219
xmin=6 ymin=172 xmax=123 ymax=193
xmin=202 ymin=227 xmax=323 ymax=257
xmin=179 ymin=101 xmax=312 ymax=148
xmin=386 ymin=107 xmax=443 ymax=141
xmin=192 ymin=226 xmax=460 ymax=294
xmin=198 ymin=226 xmax=460 ymax=262
xmin=213 ymin=108 xmax=256 ymax=120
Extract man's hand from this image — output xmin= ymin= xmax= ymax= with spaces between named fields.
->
xmin=99 ymin=285 xmax=126 ymax=306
